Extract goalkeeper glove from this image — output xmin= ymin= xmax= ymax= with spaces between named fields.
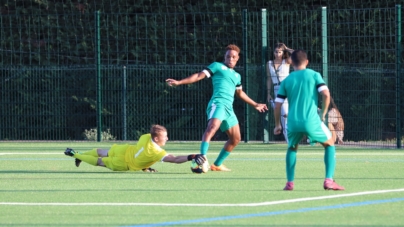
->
xmin=194 ymin=154 xmax=206 ymax=165
xmin=187 ymin=154 xmax=206 ymax=165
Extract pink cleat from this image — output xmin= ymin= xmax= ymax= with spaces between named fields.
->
xmin=283 ymin=181 xmax=294 ymax=190
xmin=323 ymin=179 xmax=345 ymax=190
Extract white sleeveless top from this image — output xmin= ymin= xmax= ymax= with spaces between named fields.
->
xmin=267 ymin=59 xmax=290 ymax=84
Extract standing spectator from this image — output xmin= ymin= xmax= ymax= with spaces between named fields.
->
xmin=273 ymin=49 xmax=344 ymax=191
xmin=166 ymin=44 xmax=268 ymax=171
xmin=266 ymin=43 xmax=294 ymax=142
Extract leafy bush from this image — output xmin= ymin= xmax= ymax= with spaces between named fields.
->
xmin=83 ymin=128 xmax=116 ymax=141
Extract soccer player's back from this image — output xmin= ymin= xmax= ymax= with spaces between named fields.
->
xmin=273 ymin=49 xmax=345 ymax=191
xmin=282 ymin=68 xmax=324 ymax=131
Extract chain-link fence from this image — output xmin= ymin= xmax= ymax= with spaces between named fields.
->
xmin=0 ymin=7 xmax=402 ymax=148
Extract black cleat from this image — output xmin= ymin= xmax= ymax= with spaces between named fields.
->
xmin=142 ymin=167 xmax=157 ymax=172
xmin=64 ymin=148 xmax=76 ymax=157
xmin=75 ymin=158 xmax=81 ymax=167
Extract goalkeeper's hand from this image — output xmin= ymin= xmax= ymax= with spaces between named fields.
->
xmin=194 ymin=154 xmax=206 ymax=165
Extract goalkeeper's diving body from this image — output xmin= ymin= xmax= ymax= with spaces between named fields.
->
xmin=166 ymin=44 xmax=268 ymax=171
xmin=64 ymin=124 xmax=206 ymax=172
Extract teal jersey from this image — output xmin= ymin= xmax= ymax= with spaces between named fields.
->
xmin=202 ymin=62 xmax=242 ymax=107
xmin=275 ymin=68 xmax=328 ymax=130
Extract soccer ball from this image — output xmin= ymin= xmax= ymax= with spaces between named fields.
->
xmin=190 ymin=159 xmax=209 ymax=174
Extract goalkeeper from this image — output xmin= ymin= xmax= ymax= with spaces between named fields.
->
xmin=64 ymin=124 xmax=205 ymax=172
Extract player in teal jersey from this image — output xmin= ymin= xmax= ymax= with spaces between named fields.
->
xmin=274 ymin=49 xmax=344 ymax=190
xmin=166 ymin=44 xmax=268 ymax=171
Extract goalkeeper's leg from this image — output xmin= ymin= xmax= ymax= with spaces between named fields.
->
xmin=80 ymin=148 xmax=108 ymax=157
xmin=74 ymin=148 xmax=108 ymax=167
xmin=73 ymin=153 xmax=98 ymax=166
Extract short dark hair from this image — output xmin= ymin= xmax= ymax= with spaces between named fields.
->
xmin=291 ymin=49 xmax=307 ymax=66
xmin=226 ymin=44 xmax=240 ymax=53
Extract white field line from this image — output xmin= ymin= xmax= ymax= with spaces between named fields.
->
xmin=1 ymin=152 xmax=404 ymax=156
xmin=1 ymin=188 xmax=404 ymax=207
xmin=0 ymin=153 xmax=60 ymax=155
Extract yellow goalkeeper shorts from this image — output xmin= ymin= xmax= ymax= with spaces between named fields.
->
xmin=102 ymin=144 xmax=129 ymax=171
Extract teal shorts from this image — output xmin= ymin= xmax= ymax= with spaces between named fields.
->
xmin=206 ymin=103 xmax=238 ymax=132
xmin=288 ymin=121 xmax=332 ymax=147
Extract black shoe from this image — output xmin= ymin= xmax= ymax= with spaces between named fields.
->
xmin=64 ymin=148 xmax=76 ymax=157
xmin=75 ymin=158 xmax=81 ymax=167
xmin=142 ymin=167 xmax=157 ymax=172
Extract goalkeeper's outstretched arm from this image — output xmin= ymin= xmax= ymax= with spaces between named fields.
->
xmin=162 ymin=154 xmax=206 ymax=165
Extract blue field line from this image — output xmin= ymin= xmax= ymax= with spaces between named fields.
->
xmin=124 ymin=197 xmax=404 ymax=227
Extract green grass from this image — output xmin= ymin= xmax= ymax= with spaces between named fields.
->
xmin=0 ymin=142 xmax=403 ymax=226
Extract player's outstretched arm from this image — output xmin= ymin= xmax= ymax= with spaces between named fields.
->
xmin=162 ymin=154 xmax=206 ymax=164
xmin=236 ymin=89 xmax=268 ymax=112
xmin=166 ymin=72 xmax=206 ymax=87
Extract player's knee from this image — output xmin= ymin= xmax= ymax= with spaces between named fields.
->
xmin=97 ymin=157 xmax=105 ymax=167
xmin=288 ymin=145 xmax=298 ymax=150
xmin=230 ymin=135 xmax=241 ymax=145
xmin=205 ymin=123 xmax=219 ymax=135
xmin=321 ymin=138 xmax=334 ymax=147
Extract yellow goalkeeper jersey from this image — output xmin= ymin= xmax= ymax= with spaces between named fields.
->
xmin=125 ymin=133 xmax=167 ymax=171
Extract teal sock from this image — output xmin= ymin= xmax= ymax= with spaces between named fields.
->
xmin=286 ymin=149 xmax=297 ymax=182
xmin=200 ymin=141 xmax=209 ymax=155
xmin=214 ymin=148 xmax=230 ymax=166
xmin=324 ymin=146 xmax=336 ymax=179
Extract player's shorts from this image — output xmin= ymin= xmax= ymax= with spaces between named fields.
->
xmin=102 ymin=144 xmax=130 ymax=171
xmin=206 ymin=103 xmax=238 ymax=132
xmin=288 ymin=121 xmax=332 ymax=147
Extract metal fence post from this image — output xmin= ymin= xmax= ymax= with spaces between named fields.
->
xmin=322 ymin=7 xmax=328 ymax=85
xmin=262 ymin=9 xmax=269 ymax=143
xmin=243 ymin=9 xmax=249 ymax=143
xmin=122 ymin=66 xmax=127 ymax=140
xmin=321 ymin=7 xmax=329 ymax=126
xmin=396 ymin=5 xmax=402 ymax=149
xmin=95 ymin=11 xmax=102 ymax=142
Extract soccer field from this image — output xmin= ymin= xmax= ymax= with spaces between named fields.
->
xmin=0 ymin=142 xmax=403 ymax=226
